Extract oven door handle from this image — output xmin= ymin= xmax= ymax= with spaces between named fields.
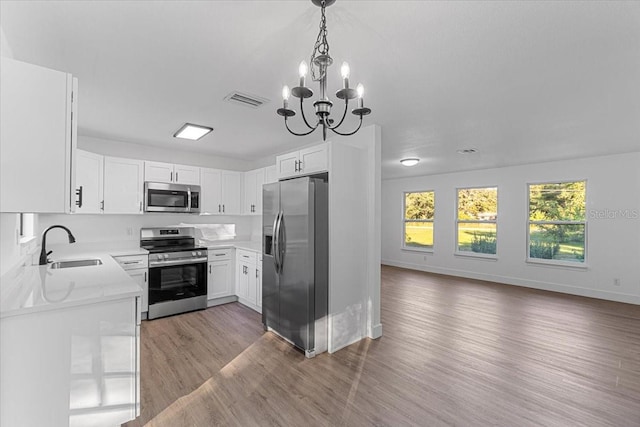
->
xmin=187 ymin=188 xmax=192 ymax=212
xmin=149 ymin=258 xmax=208 ymax=267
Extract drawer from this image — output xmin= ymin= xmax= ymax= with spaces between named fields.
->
xmin=236 ymin=249 xmax=257 ymax=264
xmin=113 ymin=254 xmax=148 ymax=270
xmin=208 ymin=248 xmax=232 ymax=260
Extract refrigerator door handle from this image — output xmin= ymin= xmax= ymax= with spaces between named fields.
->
xmin=278 ymin=214 xmax=286 ymax=273
xmin=273 ymin=211 xmax=282 ymax=272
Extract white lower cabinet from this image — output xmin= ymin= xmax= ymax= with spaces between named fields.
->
xmin=207 ymin=248 xmax=234 ymax=301
xmin=235 ymin=249 xmax=261 ymax=313
xmin=0 ymin=296 xmax=141 ymax=427
xmin=113 ymin=254 xmax=149 ymax=314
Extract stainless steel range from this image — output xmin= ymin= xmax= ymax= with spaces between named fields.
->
xmin=141 ymin=227 xmax=208 ymax=319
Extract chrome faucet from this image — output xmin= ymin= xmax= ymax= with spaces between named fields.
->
xmin=39 ymin=225 xmax=76 ymax=265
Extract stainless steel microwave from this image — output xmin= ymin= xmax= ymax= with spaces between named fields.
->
xmin=144 ymin=182 xmax=200 ymax=213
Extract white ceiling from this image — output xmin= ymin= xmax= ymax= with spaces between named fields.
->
xmin=1 ymin=1 xmax=639 ymax=179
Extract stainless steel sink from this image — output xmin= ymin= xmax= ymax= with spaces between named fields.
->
xmin=49 ymin=258 xmax=103 ymax=269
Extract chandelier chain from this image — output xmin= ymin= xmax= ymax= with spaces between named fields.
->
xmin=310 ymin=0 xmax=330 ymax=81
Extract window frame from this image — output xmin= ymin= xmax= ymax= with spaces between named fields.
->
xmin=526 ymin=180 xmax=588 ymax=268
xmin=455 ymin=186 xmax=498 ymax=259
xmin=402 ymin=190 xmax=435 ymax=253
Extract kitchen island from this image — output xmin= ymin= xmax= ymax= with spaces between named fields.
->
xmin=0 ymin=252 xmax=142 ymax=427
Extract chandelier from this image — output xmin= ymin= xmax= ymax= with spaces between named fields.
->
xmin=277 ymin=0 xmax=371 ymax=141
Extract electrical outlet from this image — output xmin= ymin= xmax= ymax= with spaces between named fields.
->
xmin=613 ymin=278 xmax=621 ymax=287
xmin=423 ymin=255 xmax=427 ymax=262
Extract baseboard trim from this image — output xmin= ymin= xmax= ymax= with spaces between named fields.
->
xmin=381 ymin=259 xmax=640 ymax=305
xmin=369 ymin=323 xmax=383 ymax=339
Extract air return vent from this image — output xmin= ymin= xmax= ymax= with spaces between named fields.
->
xmin=224 ymin=91 xmax=269 ymax=109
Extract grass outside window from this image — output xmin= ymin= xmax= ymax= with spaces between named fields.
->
xmin=403 ymin=191 xmax=434 ymax=251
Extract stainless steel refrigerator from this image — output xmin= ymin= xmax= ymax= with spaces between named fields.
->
xmin=262 ymin=176 xmax=328 ymax=357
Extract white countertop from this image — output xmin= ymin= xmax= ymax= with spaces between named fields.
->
xmin=1 ymin=251 xmax=142 ymax=319
xmin=201 ymin=240 xmax=262 ymax=253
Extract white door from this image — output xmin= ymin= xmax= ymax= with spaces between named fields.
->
xmin=243 ymin=169 xmax=257 ymax=215
xmin=1 ymin=58 xmax=75 ymax=213
xmin=236 ymin=261 xmax=249 ymax=299
xmin=208 ymin=260 xmax=232 ymax=299
xmin=221 ymin=171 xmax=242 ymax=215
xmin=128 ymin=269 xmax=148 ymax=312
xmin=104 ymin=156 xmax=144 ymax=214
xmin=200 ymin=168 xmax=223 ymax=214
xmin=299 ymin=144 xmax=328 ymax=175
xmin=254 ymin=168 xmax=266 ymax=216
xmin=174 ymin=164 xmax=200 ymax=185
xmin=275 ymin=151 xmax=299 ymax=179
xmin=144 ymin=161 xmax=173 ymax=183
xmin=74 ymin=150 xmax=104 ymax=214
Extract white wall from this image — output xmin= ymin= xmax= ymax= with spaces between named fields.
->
xmin=382 ymin=152 xmax=640 ymax=304
xmin=79 ymin=135 xmax=253 ymax=171
xmin=38 ymin=213 xmax=255 ymax=246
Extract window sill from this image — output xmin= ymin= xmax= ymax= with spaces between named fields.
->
xmin=19 ymin=236 xmax=38 ymax=257
xmin=526 ymin=258 xmax=588 ymax=270
xmin=454 ymin=251 xmax=498 ymax=261
xmin=402 ymin=247 xmax=434 ymax=254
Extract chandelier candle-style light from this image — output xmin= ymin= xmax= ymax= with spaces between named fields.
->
xmin=277 ymin=0 xmax=371 ymax=141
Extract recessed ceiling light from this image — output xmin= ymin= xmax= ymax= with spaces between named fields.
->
xmin=457 ymin=148 xmax=478 ymax=154
xmin=173 ymin=123 xmax=213 ymax=141
xmin=400 ymin=158 xmax=420 ymax=167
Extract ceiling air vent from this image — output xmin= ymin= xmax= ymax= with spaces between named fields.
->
xmin=224 ymin=91 xmax=269 ymax=109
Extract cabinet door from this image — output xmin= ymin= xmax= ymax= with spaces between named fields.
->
xmin=144 ymin=161 xmax=173 ymax=183
xmin=247 ymin=266 xmax=257 ymax=306
xmin=264 ymin=165 xmax=278 ymax=184
xmin=74 ymin=150 xmax=104 ymax=214
xmin=299 ymin=144 xmax=328 ymax=175
xmin=275 ymin=152 xmax=299 ymax=179
xmin=174 ymin=164 xmax=200 ymax=185
xmin=1 ymin=58 xmax=75 ymax=213
xmin=103 ymin=156 xmax=144 ymax=214
xmin=200 ymin=168 xmax=223 ymax=214
xmin=221 ymin=171 xmax=242 ymax=215
xmin=208 ymin=260 xmax=232 ymax=299
xmin=236 ymin=261 xmax=250 ymax=299
xmin=243 ymin=170 xmax=257 ymax=215
xmin=254 ymin=168 xmax=266 ymax=216
xmin=128 ymin=269 xmax=149 ymax=313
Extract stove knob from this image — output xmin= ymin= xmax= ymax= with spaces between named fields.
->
xmin=197 ymin=251 xmax=202 ymax=256
xmin=191 ymin=251 xmax=196 ymax=256
xmin=163 ymin=254 xmax=169 ymax=260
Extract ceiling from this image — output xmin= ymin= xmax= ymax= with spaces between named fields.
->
xmin=1 ymin=1 xmax=639 ymax=179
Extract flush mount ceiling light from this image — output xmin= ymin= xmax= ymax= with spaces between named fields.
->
xmin=277 ymin=0 xmax=372 ymax=141
xmin=400 ymin=158 xmax=420 ymax=167
xmin=173 ymin=123 xmax=213 ymax=141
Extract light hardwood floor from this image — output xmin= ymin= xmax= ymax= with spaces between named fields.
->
xmin=123 ymin=266 xmax=640 ymax=427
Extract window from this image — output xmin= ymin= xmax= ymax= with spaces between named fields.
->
xmin=19 ymin=213 xmax=35 ymax=241
xmin=403 ymin=191 xmax=434 ymax=251
xmin=456 ymin=187 xmax=498 ymax=256
xmin=528 ymin=181 xmax=586 ymax=264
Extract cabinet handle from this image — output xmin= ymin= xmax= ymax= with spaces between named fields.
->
xmin=75 ymin=186 xmax=83 ymax=208
xmin=144 ymin=272 xmax=147 ymax=282
xmin=171 ymin=171 xmax=173 ymax=182
xmin=101 ymin=200 xmax=104 ymax=211
xmin=176 ymin=172 xmax=179 ymax=182
xmin=218 ymin=204 xmax=221 ymax=213
xmin=139 ymin=201 xmax=142 ymax=212
xmin=298 ymin=160 xmax=303 ymax=171
xmin=223 ymin=204 xmax=225 ymax=213
xmin=215 ymin=253 xmax=225 ymax=257
xmin=209 ymin=265 xmax=211 ymax=274
xmin=294 ymin=160 xmax=299 ymax=172
xmin=256 ymin=269 xmax=258 ymax=278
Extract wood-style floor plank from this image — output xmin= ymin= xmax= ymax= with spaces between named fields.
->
xmin=123 ymin=266 xmax=640 ymax=427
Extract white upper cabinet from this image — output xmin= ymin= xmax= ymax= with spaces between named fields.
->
xmin=264 ymin=165 xmax=278 ymax=184
xmin=0 ymin=57 xmax=77 ymax=213
xmin=275 ymin=143 xmax=328 ymax=179
xmin=103 ymin=156 xmax=144 ymax=214
xmin=200 ymin=168 xmax=242 ymax=215
xmin=74 ymin=150 xmax=104 ymax=214
xmin=243 ymin=168 xmax=266 ymax=215
xmin=144 ymin=161 xmax=200 ymax=185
